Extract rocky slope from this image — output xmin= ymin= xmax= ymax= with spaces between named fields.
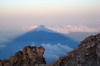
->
xmin=51 ymin=33 xmax=100 ymax=66
xmin=0 ymin=33 xmax=100 ymax=66
xmin=0 ymin=46 xmax=46 ymax=66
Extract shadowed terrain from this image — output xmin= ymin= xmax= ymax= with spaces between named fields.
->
xmin=0 ymin=33 xmax=100 ymax=66
xmin=0 ymin=26 xmax=78 ymax=63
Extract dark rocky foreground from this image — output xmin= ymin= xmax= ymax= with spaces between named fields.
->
xmin=0 ymin=33 xmax=100 ymax=66
xmin=0 ymin=46 xmax=46 ymax=66
xmin=51 ymin=33 xmax=100 ymax=66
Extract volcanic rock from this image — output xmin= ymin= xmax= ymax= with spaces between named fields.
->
xmin=51 ymin=33 xmax=100 ymax=66
xmin=0 ymin=46 xmax=46 ymax=66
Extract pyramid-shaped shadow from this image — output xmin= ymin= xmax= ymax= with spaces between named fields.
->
xmin=0 ymin=25 xmax=79 ymax=63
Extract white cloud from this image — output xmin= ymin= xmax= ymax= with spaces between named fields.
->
xmin=0 ymin=37 xmax=11 ymax=43
xmin=48 ymin=25 xmax=100 ymax=34
xmin=31 ymin=43 xmax=73 ymax=63
xmin=0 ymin=37 xmax=11 ymax=48
xmin=22 ymin=25 xmax=38 ymax=30
xmin=43 ymin=43 xmax=73 ymax=63
xmin=0 ymin=37 xmax=8 ymax=42
xmin=42 ymin=43 xmax=72 ymax=54
xmin=23 ymin=25 xmax=100 ymax=34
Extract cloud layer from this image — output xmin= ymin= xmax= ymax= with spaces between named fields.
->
xmin=0 ymin=37 xmax=11 ymax=48
xmin=22 ymin=25 xmax=38 ymax=30
xmin=31 ymin=43 xmax=73 ymax=63
xmin=23 ymin=25 xmax=100 ymax=34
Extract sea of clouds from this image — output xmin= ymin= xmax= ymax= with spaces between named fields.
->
xmin=32 ymin=43 xmax=73 ymax=63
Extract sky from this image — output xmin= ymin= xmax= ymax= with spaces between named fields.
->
xmin=0 ymin=0 xmax=100 ymax=41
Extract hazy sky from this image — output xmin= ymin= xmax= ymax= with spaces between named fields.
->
xmin=0 ymin=0 xmax=100 ymax=38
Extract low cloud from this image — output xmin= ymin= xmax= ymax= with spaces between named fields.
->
xmin=0 ymin=37 xmax=8 ymax=42
xmin=0 ymin=37 xmax=11 ymax=48
xmin=22 ymin=25 xmax=38 ymax=30
xmin=0 ymin=37 xmax=11 ymax=43
xmin=48 ymin=25 xmax=100 ymax=34
xmin=32 ymin=43 xmax=73 ymax=63
xmin=23 ymin=25 xmax=100 ymax=34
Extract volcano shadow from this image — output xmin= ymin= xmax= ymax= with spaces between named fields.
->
xmin=0 ymin=25 xmax=79 ymax=63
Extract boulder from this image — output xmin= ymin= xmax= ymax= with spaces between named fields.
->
xmin=0 ymin=46 xmax=46 ymax=66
